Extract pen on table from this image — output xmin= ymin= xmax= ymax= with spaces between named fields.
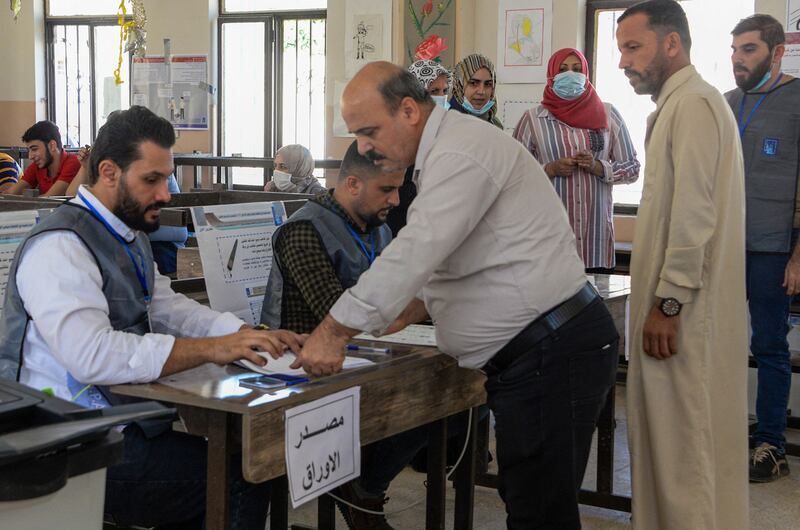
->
xmin=346 ymin=344 xmax=390 ymax=354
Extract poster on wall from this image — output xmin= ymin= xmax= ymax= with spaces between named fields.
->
xmin=496 ymin=0 xmax=552 ymax=84
xmin=403 ymin=0 xmax=456 ymax=68
xmin=132 ymin=55 xmax=210 ymax=130
xmin=344 ymin=0 xmax=393 ymax=78
xmin=785 ymin=0 xmax=800 ymax=76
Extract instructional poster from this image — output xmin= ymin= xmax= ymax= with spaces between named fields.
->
xmin=191 ymin=202 xmax=287 ymax=325
xmin=0 ymin=211 xmax=40 ymax=314
xmin=132 ymin=55 xmax=210 ymax=129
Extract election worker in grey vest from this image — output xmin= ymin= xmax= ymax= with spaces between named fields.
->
xmin=727 ymin=14 xmax=800 ymax=484
xmin=0 ymin=106 xmax=305 ymax=529
xmin=261 ymin=140 xmax=403 ymax=529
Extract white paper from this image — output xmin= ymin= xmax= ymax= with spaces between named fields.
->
xmin=344 ymin=0 xmax=392 ymax=78
xmin=333 ymin=80 xmax=354 ymax=137
xmin=132 ymin=55 xmax=209 ymax=130
xmin=238 ymin=352 xmax=374 ymax=377
xmin=497 ymin=0 xmax=552 ymax=84
xmin=356 ymin=324 xmax=437 ymax=347
xmin=785 ymin=1 xmax=800 ymax=76
xmin=191 ymin=202 xmax=287 ymax=325
xmin=132 ymin=93 xmax=148 ymax=107
xmin=0 ymin=211 xmax=40 ymax=314
xmin=285 ymin=387 xmax=361 ymax=508
xmin=501 ymin=99 xmax=539 ymax=133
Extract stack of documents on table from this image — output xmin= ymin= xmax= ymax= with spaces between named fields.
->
xmin=238 ymin=352 xmax=374 ymax=377
xmin=355 ymin=324 xmax=437 ymax=347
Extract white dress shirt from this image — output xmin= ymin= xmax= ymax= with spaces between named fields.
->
xmin=17 ymin=186 xmax=243 ymax=401
xmin=330 ymin=106 xmax=587 ymax=369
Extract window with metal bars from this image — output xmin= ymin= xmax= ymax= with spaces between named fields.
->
xmin=218 ymin=9 xmax=326 ymax=186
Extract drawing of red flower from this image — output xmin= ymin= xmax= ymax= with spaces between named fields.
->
xmin=414 ymin=34 xmax=448 ymax=61
xmin=421 ymin=0 xmax=433 ymax=15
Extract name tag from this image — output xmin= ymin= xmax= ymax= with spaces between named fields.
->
xmin=763 ymin=138 xmax=779 ymax=156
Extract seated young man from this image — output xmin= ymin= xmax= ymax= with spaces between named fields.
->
xmin=5 ymin=121 xmax=80 ymax=196
xmin=0 ymin=106 xmax=305 ymax=529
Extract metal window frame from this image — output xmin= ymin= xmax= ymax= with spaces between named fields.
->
xmin=217 ymin=9 xmax=326 ymax=185
xmin=45 ymin=15 xmax=132 ymax=144
xmin=584 ymin=0 xmax=640 ymax=83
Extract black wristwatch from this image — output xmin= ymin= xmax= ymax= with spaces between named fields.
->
xmin=659 ymin=297 xmax=682 ymax=317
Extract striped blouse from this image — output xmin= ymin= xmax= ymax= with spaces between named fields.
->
xmin=513 ymin=103 xmax=640 ymax=269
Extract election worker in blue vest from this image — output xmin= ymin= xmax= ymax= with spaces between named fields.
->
xmin=262 ymin=140 xmax=404 ymax=529
xmin=727 ymin=14 xmax=800 ymax=483
xmin=0 ymin=106 xmax=305 ymax=529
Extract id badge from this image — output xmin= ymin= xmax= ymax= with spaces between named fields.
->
xmin=763 ymin=138 xmax=779 ymax=156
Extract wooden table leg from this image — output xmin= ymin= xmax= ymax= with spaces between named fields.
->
xmin=206 ymin=411 xmax=231 ymax=530
xmin=317 ymin=492 xmax=336 ymax=530
xmin=271 ymin=475 xmax=289 ymax=530
xmin=426 ymin=418 xmax=447 ymax=530
xmin=453 ymin=408 xmax=478 ymax=530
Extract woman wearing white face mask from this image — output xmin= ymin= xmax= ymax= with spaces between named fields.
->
xmin=513 ymin=48 xmax=640 ymax=273
xmin=264 ymin=144 xmax=327 ymax=195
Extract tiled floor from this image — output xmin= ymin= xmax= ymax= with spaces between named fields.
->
xmin=275 ymin=385 xmax=800 ymax=529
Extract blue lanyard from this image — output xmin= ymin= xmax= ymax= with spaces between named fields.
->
xmin=738 ymin=73 xmax=783 ymax=136
xmin=77 ymin=193 xmax=151 ymax=304
xmin=345 ymin=224 xmax=376 ymax=264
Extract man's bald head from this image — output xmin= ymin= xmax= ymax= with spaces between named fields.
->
xmin=344 ymin=61 xmax=432 ymax=114
xmin=340 ymin=61 xmax=435 ymax=173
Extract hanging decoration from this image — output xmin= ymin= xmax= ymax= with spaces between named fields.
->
xmin=114 ymin=0 xmax=147 ymax=85
xmin=10 ymin=0 xmax=21 ymax=19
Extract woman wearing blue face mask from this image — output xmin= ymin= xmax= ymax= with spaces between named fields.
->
xmin=386 ymin=60 xmax=455 ymax=237
xmin=408 ymin=59 xmax=452 ymax=109
xmin=513 ymin=48 xmax=640 ymax=272
xmin=450 ymin=54 xmax=503 ymax=129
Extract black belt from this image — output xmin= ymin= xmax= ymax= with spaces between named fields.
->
xmin=487 ymin=282 xmax=600 ymax=373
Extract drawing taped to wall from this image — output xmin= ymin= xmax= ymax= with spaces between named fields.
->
xmin=344 ymin=0 xmax=392 ymax=78
xmin=497 ymin=0 xmax=552 ymax=84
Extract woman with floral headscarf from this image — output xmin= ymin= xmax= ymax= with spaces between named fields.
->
xmin=408 ymin=59 xmax=452 ymax=109
xmin=384 ymin=60 xmax=455 ymax=236
xmin=513 ymin=48 xmax=640 ymax=272
xmin=450 ymin=53 xmax=502 ymax=128
xmin=264 ymin=144 xmax=326 ymax=195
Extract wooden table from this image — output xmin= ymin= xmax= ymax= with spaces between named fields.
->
xmin=111 ymin=344 xmax=486 ymax=530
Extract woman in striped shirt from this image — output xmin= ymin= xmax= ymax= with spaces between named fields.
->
xmin=513 ymin=48 xmax=640 ymax=272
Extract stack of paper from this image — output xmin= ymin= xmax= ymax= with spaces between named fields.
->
xmin=238 ymin=352 xmax=374 ymax=376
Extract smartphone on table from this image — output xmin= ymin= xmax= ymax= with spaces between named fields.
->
xmin=238 ymin=373 xmax=308 ymax=390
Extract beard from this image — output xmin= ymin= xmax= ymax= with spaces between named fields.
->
xmin=362 ymin=209 xmax=390 ymax=229
xmin=41 ymin=149 xmax=53 ymax=169
xmin=624 ymin=48 xmax=670 ymax=96
xmin=113 ymin=179 xmax=167 ymax=233
xmin=734 ymin=54 xmax=773 ymax=91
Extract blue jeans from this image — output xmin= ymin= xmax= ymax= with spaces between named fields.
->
xmin=484 ymin=300 xmax=618 ymax=529
xmin=748 ymin=250 xmax=793 ymax=452
xmin=104 ymin=424 xmax=270 ymax=529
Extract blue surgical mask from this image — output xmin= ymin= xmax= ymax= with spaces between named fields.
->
xmin=752 ymin=71 xmax=772 ymax=91
xmin=462 ymin=98 xmax=495 ymax=116
xmin=553 ymin=71 xmax=587 ymax=100
xmin=432 ymin=95 xmax=451 ymax=110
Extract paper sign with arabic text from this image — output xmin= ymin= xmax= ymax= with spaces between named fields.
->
xmin=285 ymin=386 xmax=361 ymax=507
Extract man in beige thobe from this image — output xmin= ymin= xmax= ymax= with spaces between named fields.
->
xmin=617 ymin=2 xmax=748 ymax=529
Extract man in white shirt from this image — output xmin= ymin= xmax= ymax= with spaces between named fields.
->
xmin=292 ymin=62 xmax=620 ymax=529
xmin=0 ymin=106 xmax=304 ymax=529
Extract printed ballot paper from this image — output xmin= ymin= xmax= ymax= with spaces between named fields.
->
xmin=285 ymin=386 xmax=361 ymax=507
xmin=238 ymin=352 xmax=374 ymax=377
xmin=191 ymin=202 xmax=286 ymax=325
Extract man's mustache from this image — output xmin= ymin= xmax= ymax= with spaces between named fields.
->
xmin=145 ymin=201 xmax=169 ymax=212
xmin=364 ymin=150 xmax=386 ymax=162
